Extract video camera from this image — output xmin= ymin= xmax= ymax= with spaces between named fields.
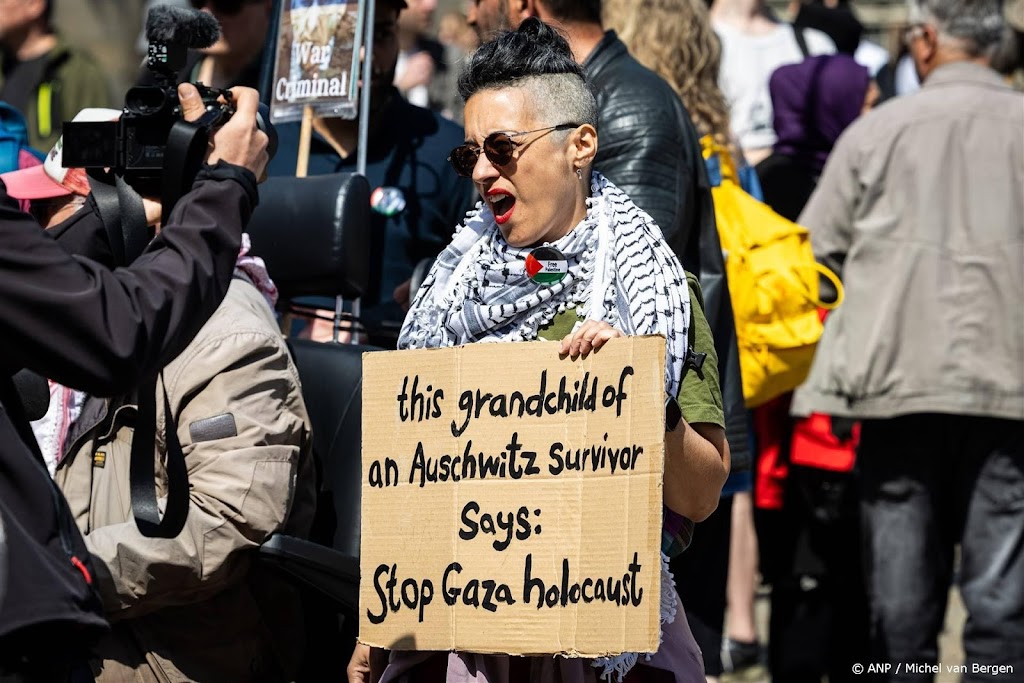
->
xmin=61 ymin=6 xmax=274 ymax=198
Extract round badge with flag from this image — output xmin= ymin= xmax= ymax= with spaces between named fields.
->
xmin=525 ymin=246 xmax=568 ymax=285
xmin=371 ymin=186 xmax=407 ymax=217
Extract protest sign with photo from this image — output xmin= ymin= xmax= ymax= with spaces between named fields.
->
xmin=270 ymin=0 xmax=363 ymax=123
xmin=360 ymin=337 xmax=666 ymax=656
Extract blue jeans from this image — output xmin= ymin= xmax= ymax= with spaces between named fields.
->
xmin=859 ymin=414 xmax=1024 ymax=682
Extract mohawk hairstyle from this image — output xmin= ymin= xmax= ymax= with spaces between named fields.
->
xmin=458 ymin=17 xmax=586 ymax=100
xmin=456 ymin=17 xmax=598 ymax=127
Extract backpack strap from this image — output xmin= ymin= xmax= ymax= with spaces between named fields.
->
xmin=699 ymin=134 xmax=738 ymax=184
xmin=682 ymin=272 xmax=708 ymax=381
xmin=792 ymin=23 xmax=811 ymax=58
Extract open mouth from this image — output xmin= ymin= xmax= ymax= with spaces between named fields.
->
xmin=488 ymin=191 xmax=516 ymax=225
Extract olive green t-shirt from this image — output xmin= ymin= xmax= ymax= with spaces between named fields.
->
xmin=536 ymin=273 xmax=724 ymax=427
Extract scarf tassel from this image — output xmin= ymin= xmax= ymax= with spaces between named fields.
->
xmin=593 ymin=553 xmax=678 ymax=681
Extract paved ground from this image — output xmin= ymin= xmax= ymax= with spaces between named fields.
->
xmin=719 ymin=587 xmax=967 ymax=683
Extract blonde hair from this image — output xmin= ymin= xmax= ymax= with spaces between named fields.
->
xmin=604 ymin=0 xmax=733 ymax=150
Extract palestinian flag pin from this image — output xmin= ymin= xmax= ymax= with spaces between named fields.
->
xmin=525 ymin=246 xmax=568 ymax=285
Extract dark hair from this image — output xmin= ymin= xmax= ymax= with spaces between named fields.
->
xmin=541 ymin=0 xmax=602 ymax=24
xmin=457 ymin=18 xmax=598 ymax=126
xmin=457 ymin=17 xmax=587 ymax=101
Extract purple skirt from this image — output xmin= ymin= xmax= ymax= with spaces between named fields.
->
xmin=377 ymin=590 xmax=705 ymax=683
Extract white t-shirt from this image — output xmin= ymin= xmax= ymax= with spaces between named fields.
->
xmin=894 ymin=53 xmax=921 ymax=96
xmin=855 ymin=39 xmax=890 ymax=77
xmin=395 ymin=51 xmax=430 ymax=108
xmin=714 ymin=21 xmax=836 ymax=152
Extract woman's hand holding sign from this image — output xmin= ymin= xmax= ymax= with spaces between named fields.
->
xmin=559 ymin=320 xmax=624 ymax=359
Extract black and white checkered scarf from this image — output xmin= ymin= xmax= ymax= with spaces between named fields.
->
xmin=399 ymin=171 xmax=690 ymax=399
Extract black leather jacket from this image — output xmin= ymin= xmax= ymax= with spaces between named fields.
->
xmin=584 ymin=31 xmax=750 ymax=476
xmin=584 ymin=31 xmax=704 ymax=255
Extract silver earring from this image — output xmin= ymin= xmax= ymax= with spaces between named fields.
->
xmin=576 ymin=168 xmax=583 ymax=180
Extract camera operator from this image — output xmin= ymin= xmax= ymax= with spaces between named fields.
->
xmin=3 ymin=104 xmax=314 ymax=681
xmin=0 ymin=82 xmax=267 ymax=681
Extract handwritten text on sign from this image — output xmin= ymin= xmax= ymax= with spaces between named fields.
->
xmin=360 ymin=337 xmax=666 ymax=656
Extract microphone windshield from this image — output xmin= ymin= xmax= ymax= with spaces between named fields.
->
xmin=11 ymin=369 xmax=50 ymax=422
xmin=145 ymin=6 xmax=221 ymax=49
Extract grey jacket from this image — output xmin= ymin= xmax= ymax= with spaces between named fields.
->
xmin=793 ymin=62 xmax=1024 ymax=420
xmin=55 ymin=278 xmax=316 ymax=682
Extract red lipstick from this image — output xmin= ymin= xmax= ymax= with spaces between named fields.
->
xmin=486 ymin=188 xmax=516 ymax=225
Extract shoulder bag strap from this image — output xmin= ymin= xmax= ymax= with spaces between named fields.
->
xmin=130 ymin=373 xmax=189 ymax=538
xmin=792 ymin=23 xmax=811 ymax=58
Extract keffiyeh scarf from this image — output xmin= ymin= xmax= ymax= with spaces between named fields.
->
xmin=235 ymin=233 xmax=279 ymax=309
xmin=399 ymin=171 xmax=691 ymax=680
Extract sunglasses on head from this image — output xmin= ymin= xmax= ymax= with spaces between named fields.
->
xmin=447 ymin=123 xmax=580 ymax=178
xmin=189 ymin=0 xmax=260 ymax=15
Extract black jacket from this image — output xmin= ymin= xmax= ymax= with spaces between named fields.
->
xmin=583 ymin=32 xmax=750 ymax=475
xmin=584 ymin=31 xmax=705 ymax=256
xmin=0 ymin=162 xmax=258 ymax=669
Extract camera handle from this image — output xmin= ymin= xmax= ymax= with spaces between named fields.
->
xmin=160 ymin=109 xmax=224 ymax=226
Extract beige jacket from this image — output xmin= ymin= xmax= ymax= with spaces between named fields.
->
xmin=54 ymin=278 xmax=316 ymax=682
xmin=793 ymin=62 xmax=1024 ymax=420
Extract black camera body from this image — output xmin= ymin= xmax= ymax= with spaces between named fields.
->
xmin=61 ymin=34 xmax=235 ymax=196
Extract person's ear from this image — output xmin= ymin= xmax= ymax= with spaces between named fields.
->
xmin=861 ymin=80 xmax=881 ymax=114
xmin=25 ymin=0 xmax=47 ymax=22
xmin=513 ymin=0 xmax=537 ymax=22
xmin=920 ymin=23 xmax=939 ymax=62
xmin=569 ymin=123 xmax=598 ymax=170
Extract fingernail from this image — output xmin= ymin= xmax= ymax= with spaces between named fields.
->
xmin=179 ymin=87 xmax=196 ymax=100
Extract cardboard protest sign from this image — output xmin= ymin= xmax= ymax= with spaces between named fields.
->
xmin=270 ymin=0 xmax=363 ymax=123
xmin=360 ymin=336 xmax=666 ymax=656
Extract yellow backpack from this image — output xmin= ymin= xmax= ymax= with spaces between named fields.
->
xmin=700 ymin=135 xmax=843 ymax=408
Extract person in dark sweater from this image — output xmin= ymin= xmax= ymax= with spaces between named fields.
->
xmin=755 ymin=54 xmax=872 ymax=221
xmin=0 ymin=0 xmax=112 ymax=150
xmin=267 ymin=0 xmax=475 ymax=346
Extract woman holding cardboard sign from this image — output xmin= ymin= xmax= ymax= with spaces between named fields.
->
xmin=349 ymin=18 xmax=729 ymax=683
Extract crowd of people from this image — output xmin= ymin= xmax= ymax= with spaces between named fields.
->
xmin=0 ymin=0 xmax=1021 ymax=681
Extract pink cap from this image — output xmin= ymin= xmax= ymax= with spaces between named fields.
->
xmin=0 ymin=108 xmax=121 ymax=200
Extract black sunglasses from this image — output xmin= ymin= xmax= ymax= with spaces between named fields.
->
xmin=447 ymin=123 xmax=580 ymax=178
xmin=189 ymin=0 xmax=261 ymax=15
